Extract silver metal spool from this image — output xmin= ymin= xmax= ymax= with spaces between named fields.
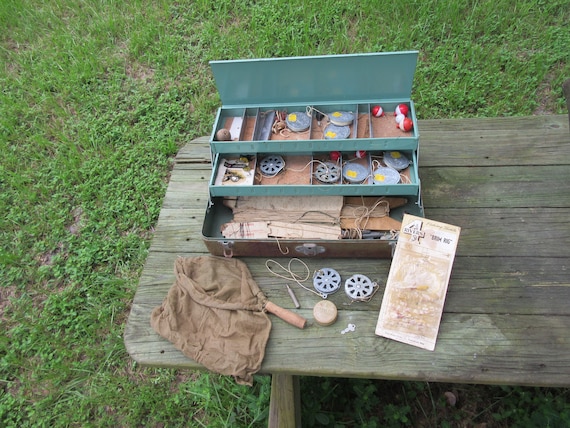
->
xmin=314 ymin=162 xmax=340 ymax=183
xmin=259 ymin=155 xmax=285 ymax=177
xmin=329 ymin=111 xmax=354 ymax=126
xmin=286 ymin=111 xmax=311 ymax=132
xmin=372 ymin=166 xmax=400 ymax=185
xmin=383 ymin=151 xmax=410 ymax=171
xmin=342 ymin=163 xmax=368 ymax=184
xmin=324 ymin=124 xmax=351 ymax=140
xmin=344 ymin=274 xmax=376 ymax=301
xmin=313 ymin=268 xmax=341 ymax=298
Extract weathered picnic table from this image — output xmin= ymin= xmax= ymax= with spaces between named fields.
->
xmin=125 ymin=112 xmax=569 ymax=427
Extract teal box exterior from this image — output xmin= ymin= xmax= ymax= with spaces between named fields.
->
xmin=209 ymin=51 xmax=420 ymax=155
xmin=203 ymin=52 xmax=424 ymax=258
xmin=209 ymin=52 xmax=417 ymax=107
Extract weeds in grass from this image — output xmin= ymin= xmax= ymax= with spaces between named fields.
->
xmin=1 ymin=0 xmax=569 ymax=426
xmin=300 ymin=379 xmax=570 ymax=427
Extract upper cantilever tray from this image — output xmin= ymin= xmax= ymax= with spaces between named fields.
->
xmin=209 ymin=52 xmax=419 ymax=153
xmin=210 ymin=102 xmax=418 ymax=153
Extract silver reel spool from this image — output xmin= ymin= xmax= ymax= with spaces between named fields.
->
xmin=344 ymin=274 xmax=377 ymax=302
xmin=383 ymin=151 xmax=410 ymax=171
xmin=286 ymin=111 xmax=311 ymax=132
xmin=328 ymin=111 xmax=354 ymax=126
xmin=314 ymin=162 xmax=341 ymax=184
xmin=372 ymin=166 xmax=400 ymax=185
xmin=323 ymin=124 xmax=351 ymax=140
xmin=259 ymin=155 xmax=285 ymax=177
xmin=342 ymin=162 xmax=368 ymax=184
xmin=313 ymin=267 xmax=341 ymax=298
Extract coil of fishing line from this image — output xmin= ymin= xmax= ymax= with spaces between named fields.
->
xmin=265 ymin=258 xmax=328 ymax=298
xmin=312 ymin=267 xmax=342 ymax=298
xmin=344 ymin=274 xmax=379 ymax=303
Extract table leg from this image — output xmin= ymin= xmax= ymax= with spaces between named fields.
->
xmin=268 ymin=374 xmax=301 ymax=428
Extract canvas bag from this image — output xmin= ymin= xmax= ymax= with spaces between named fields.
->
xmin=150 ymin=256 xmax=272 ymax=386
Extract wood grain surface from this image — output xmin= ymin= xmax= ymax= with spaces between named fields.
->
xmin=125 ymin=114 xmax=570 ymax=388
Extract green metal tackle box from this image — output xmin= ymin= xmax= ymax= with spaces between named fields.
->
xmin=202 ymin=51 xmax=424 ymax=258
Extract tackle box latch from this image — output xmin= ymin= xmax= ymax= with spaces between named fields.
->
xmin=295 ymin=243 xmax=325 ymax=257
xmin=221 ymin=241 xmax=234 ymax=258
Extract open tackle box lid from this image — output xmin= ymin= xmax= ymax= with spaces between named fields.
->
xmin=202 ymin=51 xmax=424 ymax=258
xmin=210 ymin=51 xmax=418 ymax=107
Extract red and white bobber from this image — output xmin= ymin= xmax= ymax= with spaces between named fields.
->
xmin=394 ymin=104 xmax=409 ymax=117
xmin=356 ymin=150 xmax=367 ymax=159
xmin=329 ymin=151 xmax=341 ymax=162
xmin=371 ymin=105 xmax=384 ymax=117
xmin=395 ymin=113 xmax=406 ymax=124
xmin=397 ymin=117 xmax=414 ymax=132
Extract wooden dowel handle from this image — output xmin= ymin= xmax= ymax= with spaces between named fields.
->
xmin=265 ymin=301 xmax=307 ymax=329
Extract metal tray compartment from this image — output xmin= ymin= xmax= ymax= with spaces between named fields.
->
xmin=210 ymin=101 xmax=418 ymax=154
xmin=209 ymin=150 xmax=420 ymax=197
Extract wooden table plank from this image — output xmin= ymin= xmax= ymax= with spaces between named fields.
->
xmin=142 ymin=206 xmax=570 ymax=257
xmin=124 ymin=114 xmax=570 ymax=392
xmin=126 ymin=302 xmax=570 ymax=387
xmin=422 ymin=165 xmax=570 ymax=208
xmin=131 ymin=250 xmax=570 ymax=316
xmin=419 ymin=114 xmax=568 ymax=167
xmin=421 ymin=115 xmax=566 ymax=132
xmin=174 ymin=136 xmax=211 ymax=163
xmin=425 ymin=207 xmax=570 ymax=257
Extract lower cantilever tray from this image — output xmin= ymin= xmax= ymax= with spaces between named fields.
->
xmin=209 ymin=150 xmax=420 ymax=197
xmin=202 ymin=194 xmax=424 ymax=258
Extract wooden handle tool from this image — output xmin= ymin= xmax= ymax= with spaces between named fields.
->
xmin=264 ymin=301 xmax=307 ymax=329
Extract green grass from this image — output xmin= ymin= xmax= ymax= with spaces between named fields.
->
xmin=1 ymin=0 xmax=569 ymax=426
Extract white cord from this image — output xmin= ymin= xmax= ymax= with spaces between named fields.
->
xmin=265 ymin=258 xmax=326 ymax=298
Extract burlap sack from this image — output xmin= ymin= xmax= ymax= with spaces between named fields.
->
xmin=150 ymin=256 xmax=272 ymax=386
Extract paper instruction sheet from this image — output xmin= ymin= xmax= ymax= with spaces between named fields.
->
xmin=375 ymin=214 xmax=461 ymax=351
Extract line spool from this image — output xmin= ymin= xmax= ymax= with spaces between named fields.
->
xmin=324 ymin=124 xmax=351 ymax=140
xmin=372 ymin=166 xmax=400 ymax=185
xmin=342 ymin=162 xmax=368 ymax=184
xmin=286 ymin=111 xmax=311 ymax=132
xmin=329 ymin=111 xmax=354 ymax=126
xmin=383 ymin=151 xmax=410 ymax=171
xmin=313 ymin=267 xmax=342 ymax=297
xmin=259 ymin=155 xmax=285 ymax=177
xmin=314 ymin=162 xmax=341 ymax=183
xmin=344 ymin=274 xmax=377 ymax=302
